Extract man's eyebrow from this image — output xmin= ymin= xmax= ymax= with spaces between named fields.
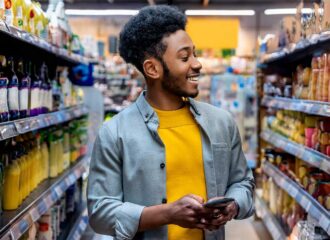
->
xmin=177 ymin=46 xmax=195 ymax=53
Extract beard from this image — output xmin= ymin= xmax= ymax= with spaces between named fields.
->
xmin=160 ymin=59 xmax=199 ymax=98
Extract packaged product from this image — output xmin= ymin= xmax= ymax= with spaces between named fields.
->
xmin=322 ymin=53 xmax=330 ymax=102
xmin=309 ymin=57 xmax=319 ymax=100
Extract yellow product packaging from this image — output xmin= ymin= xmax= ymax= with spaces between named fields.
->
xmin=32 ymin=1 xmax=42 ymax=37
xmin=12 ymin=0 xmax=23 ymax=29
xmin=3 ymin=160 xmax=21 ymax=210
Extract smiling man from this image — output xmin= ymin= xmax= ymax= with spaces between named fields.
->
xmin=87 ymin=5 xmax=255 ymax=240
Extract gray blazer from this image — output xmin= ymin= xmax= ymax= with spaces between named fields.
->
xmin=87 ymin=92 xmax=255 ymax=240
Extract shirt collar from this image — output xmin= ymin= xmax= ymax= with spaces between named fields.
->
xmin=135 ymin=91 xmax=201 ymax=123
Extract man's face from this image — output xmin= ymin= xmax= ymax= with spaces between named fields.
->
xmin=160 ymin=30 xmax=202 ymax=98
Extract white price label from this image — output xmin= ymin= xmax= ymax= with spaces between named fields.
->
xmin=29 ymin=207 xmax=40 ymax=222
xmin=54 ymin=186 xmax=63 ymax=197
xmin=44 ymin=194 xmax=53 ymax=208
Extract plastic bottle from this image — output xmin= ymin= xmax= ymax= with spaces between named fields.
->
xmin=3 ymin=148 xmax=21 ymax=210
xmin=40 ymin=133 xmax=49 ymax=180
xmin=49 ymin=132 xmax=58 ymax=178
xmin=16 ymin=60 xmax=30 ymax=118
xmin=32 ymin=1 xmax=42 ymax=37
xmin=56 ymin=130 xmax=64 ymax=174
xmin=4 ymin=0 xmax=13 ymax=26
xmin=37 ymin=222 xmax=52 ymax=240
xmin=0 ymin=0 xmax=5 ymax=21
xmin=13 ymin=0 xmax=23 ymax=29
xmin=6 ymin=57 xmax=20 ymax=120
xmin=29 ymin=62 xmax=40 ymax=116
xmin=0 ymin=56 xmax=9 ymax=122
xmin=25 ymin=0 xmax=35 ymax=34
xmin=63 ymin=128 xmax=70 ymax=170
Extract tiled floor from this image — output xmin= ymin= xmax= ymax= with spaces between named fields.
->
xmin=83 ymin=216 xmax=272 ymax=240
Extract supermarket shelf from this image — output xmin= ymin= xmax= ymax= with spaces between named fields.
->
xmin=0 ymin=24 xmax=89 ymax=66
xmin=0 ymin=105 xmax=88 ymax=141
xmin=66 ymin=207 xmax=89 ymax=240
xmin=263 ymin=35 xmax=330 ymax=67
xmin=262 ymin=161 xmax=330 ymax=235
xmin=255 ymin=190 xmax=287 ymax=240
xmin=262 ymin=96 xmax=330 ymax=117
xmin=260 ymin=129 xmax=330 ymax=174
xmin=0 ymin=156 xmax=89 ymax=240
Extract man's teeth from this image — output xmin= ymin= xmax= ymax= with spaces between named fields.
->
xmin=188 ymin=77 xmax=198 ymax=82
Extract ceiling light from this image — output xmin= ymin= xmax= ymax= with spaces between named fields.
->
xmin=264 ymin=8 xmax=313 ymax=15
xmin=185 ymin=9 xmax=255 ymax=16
xmin=65 ymin=9 xmax=139 ymax=16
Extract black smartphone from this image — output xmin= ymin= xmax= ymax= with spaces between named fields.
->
xmin=204 ymin=197 xmax=235 ymax=208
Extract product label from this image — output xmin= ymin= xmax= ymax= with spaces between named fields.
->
xmin=0 ymin=87 xmax=8 ymax=112
xmin=29 ymin=18 xmax=34 ymax=33
xmin=4 ymin=8 xmax=12 ymax=25
xmin=8 ymin=76 xmax=19 ymax=111
xmin=0 ymin=0 xmax=4 ymax=9
xmin=16 ymin=6 xmax=23 ymax=28
xmin=8 ymin=84 xmax=19 ymax=111
xmin=36 ymin=20 xmax=42 ymax=36
xmin=19 ymin=88 xmax=28 ymax=111
xmin=30 ymin=86 xmax=39 ymax=110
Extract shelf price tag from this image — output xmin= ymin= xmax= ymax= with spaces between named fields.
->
xmin=0 ymin=124 xmax=16 ymax=140
xmin=37 ymin=200 xmax=48 ymax=216
xmin=54 ymin=186 xmax=63 ymax=197
xmin=44 ymin=194 xmax=54 ymax=208
xmin=14 ymin=119 xmax=31 ymax=133
xmin=11 ymin=214 xmax=33 ymax=239
xmin=29 ymin=206 xmax=41 ymax=222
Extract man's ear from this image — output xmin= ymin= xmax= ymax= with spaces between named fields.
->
xmin=143 ymin=58 xmax=162 ymax=80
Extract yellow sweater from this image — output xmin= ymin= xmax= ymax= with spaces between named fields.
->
xmin=154 ymin=105 xmax=207 ymax=240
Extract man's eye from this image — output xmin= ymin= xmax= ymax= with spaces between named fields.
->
xmin=193 ymin=52 xmax=197 ymax=57
xmin=181 ymin=57 xmax=189 ymax=62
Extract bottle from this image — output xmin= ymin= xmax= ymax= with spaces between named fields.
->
xmin=6 ymin=57 xmax=20 ymax=120
xmin=12 ymin=0 xmax=23 ymax=29
xmin=3 ymin=146 xmax=21 ymax=210
xmin=56 ymin=130 xmax=64 ymax=174
xmin=16 ymin=60 xmax=30 ymax=118
xmin=25 ymin=0 xmax=35 ymax=34
xmin=29 ymin=62 xmax=40 ymax=116
xmin=0 ymin=56 xmax=9 ymax=122
xmin=37 ymin=222 xmax=52 ymax=240
xmin=63 ymin=127 xmax=70 ymax=170
xmin=32 ymin=2 xmax=42 ymax=37
xmin=40 ymin=132 xmax=49 ymax=180
xmin=4 ymin=0 xmax=13 ymax=26
xmin=49 ymin=131 xmax=58 ymax=178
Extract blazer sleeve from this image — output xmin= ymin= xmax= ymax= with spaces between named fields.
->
xmin=224 ymin=117 xmax=255 ymax=219
xmin=87 ymin=124 xmax=145 ymax=239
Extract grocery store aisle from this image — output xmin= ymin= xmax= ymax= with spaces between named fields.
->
xmin=226 ymin=217 xmax=272 ymax=240
xmin=82 ymin=216 xmax=271 ymax=240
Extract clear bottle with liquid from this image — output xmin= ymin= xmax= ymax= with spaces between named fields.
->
xmin=29 ymin=62 xmax=41 ymax=116
xmin=16 ymin=59 xmax=30 ymax=118
xmin=49 ymin=131 xmax=58 ymax=178
xmin=6 ymin=57 xmax=20 ymax=120
xmin=0 ymin=56 xmax=9 ymax=122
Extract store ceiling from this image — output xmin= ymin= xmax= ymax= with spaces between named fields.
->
xmin=41 ymin=0 xmax=318 ymax=9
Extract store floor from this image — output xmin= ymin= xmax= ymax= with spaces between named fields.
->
xmin=82 ymin=216 xmax=272 ymax=240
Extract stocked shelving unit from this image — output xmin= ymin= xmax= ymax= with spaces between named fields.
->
xmin=262 ymin=161 xmax=330 ymax=235
xmin=0 ymin=156 xmax=89 ymax=240
xmin=261 ymin=96 xmax=330 ymax=118
xmin=255 ymin=190 xmax=287 ymax=240
xmin=0 ymin=19 xmax=92 ymax=240
xmin=260 ymin=129 xmax=330 ymax=174
xmin=0 ymin=105 xmax=88 ymax=141
xmin=257 ymin=33 xmax=330 ymax=239
xmin=66 ymin=207 xmax=88 ymax=240
xmin=0 ymin=26 xmax=89 ymax=66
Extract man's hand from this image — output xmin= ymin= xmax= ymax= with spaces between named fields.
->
xmin=167 ymin=194 xmax=213 ymax=229
xmin=203 ymin=197 xmax=238 ymax=231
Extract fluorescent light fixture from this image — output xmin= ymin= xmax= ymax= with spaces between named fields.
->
xmin=65 ymin=9 xmax=139 ymax=16
xmin=264 ymin=8 xmax=313 ymax=15
xmin=185 ymin=9 xmax=255 ymax=16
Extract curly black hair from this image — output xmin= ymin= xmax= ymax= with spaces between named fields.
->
xmin=119 ymin=5 xmax=186 ymax=74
